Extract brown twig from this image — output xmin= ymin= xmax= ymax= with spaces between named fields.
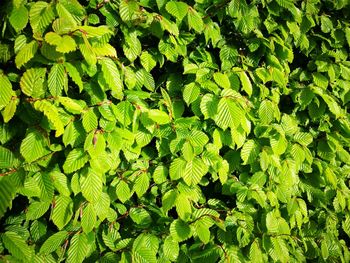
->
xmin=0 ymin=151 xmax=56 ymax=178
xmin=0 ymin=168 xmax=17 ymax=177
xmin=116 ymin=211 xmax=129 ymax=221
xmin=202 ymin=0 xmax=231 ymax=20
xmin=96 ymin=0 xmax=109 ymax=10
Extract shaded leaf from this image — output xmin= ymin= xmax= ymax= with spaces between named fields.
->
xmin=2 ymin=231 xmax=34 ymax=261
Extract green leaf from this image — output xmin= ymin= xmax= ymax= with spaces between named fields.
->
xmin=116 ymin=180 xmax=131 ymax=203
xmin=200 ymin=94 xmax=218 ymax=119
xmin=162 ymin=190 xmax=177 ymax=213
xmin=50 ymin=171 xmax=71 ymax=196
xmin=52 ymin=195 xmax=73 ymax=230
xmin=123 ymin=30 xmax=141 ymax=62
xmin=133 ymin=247 xmax=157 ymax=263
xmin=313 ymin=72 xmax=328 ymax=89
xmin=270 ymin=67 xmax=286 ymax=87
xmin=175 ymin=193 xmax=191 ymax=220
xmin=81 ymin=203 xmax=97 ymax=233
xmin=0 ymin=177 xmax=17 ymax=219
xmin=0 ymin=73 xmax=14 ymax=111
xmin=15 ymin=40 xmax=38 ymax=68
xmin=320 ymin=16 xmax=333 ymax=33
xmin=130 ymin=207 xmax=152 ymax=226
xmin=67 ymin=233 xmax=89 ymax=263
xmin=9 ymin=5 xmax=29 ymax=32
xmin=220 ymin=45 xmax=238 ymax=70
xmin=71 ymin=173 xmax=81 ymax=195
xmin=270 ymin=134 xmax=288 ymax=155
xmin=119 ymin=0 xmax=139 ymax=22
xmin=321 ymin=238 xmax=329 ymax=260
xmin=294 ymin=132 xmax=313 ymax=146
xmin=255 ymin=68 xmax=271 ymax=83
xmin=204 ymin=21 xmax=221 ymax=47
xmin=48 ymin=64 xmax=67 ymax=96
xmin=140 ymin=68 xmax=155 ymax=91
xmin=276 ymin=0 xmax=294 ymax=9
xmin=20 ymin=130 xmax=49 ymax=163
xmin=26 ymin=201 xmax=51 ymax=220
xmin=169 ymin=157 xmax=187 ymax=180
xmin=58 ymin=97 xmax=84 ymax=114
xmin=249 ymin=240 xmax=264 ymax=263
xmin=270 ymin=237 xmax=289 ymax=262
xmin=324 ymin=167 xmax=337 ymax=189
xmin=2 ymin=231 xmax=34 ymax=261
xmin=134 ymin=172 xmax=150 ymax=198
xmin=189 ymin=130 xmax=209 ymax=148
xmin=237 ymin=71 xmax=252 ymax=96
xmin=20 ymin=67 xmax=46 ymax=97
xmin=195 ymin=219 xmax=210 ymax=244
xmin=93 ymin=43 xmax=117 ymax=58
xmin=166 ymin=1 xmax=188 ymax=21
xmin=182 ymin=141 xmax=194 ymax=161
xmin=183 ymin=157 xmax=208 ymax=185
xmin=213 ymin=72 xmax=230 ymax=89
xmin=29 ymin=1 xmax=55 ymax=34
xmin=163 ymin=236 xmax=179 ymax=261
xmin=63 ymin=121 xmax=85 ymax=147
xmin=183 ymin=83 xmax=200 ymax=106
xmin=147 ymin=109 xmax=170 ymax=124
xmin=0 ymin=147 xmax=17 ymax=169
xmin=81 ymin=169 xmax=102 ymax=203
xmin=215 ymin=97 xmax=242 ymax=130
xmin=258 ymin=100 xmax=274 ymax=124
xmin=94 ymin=192 xmax=110 ymax=221
xmin=113 ymin=101 xmax=133 ymax=127
xmin=79 ymin=43 xmax=97 ymax=65
xmin=99 ymin=58 xmax=123 ymax=100
xmin=39 ymin=231 xmax=68 ymax=255
xmin=159 ymin=17 xmax=179 ymax=36
xmin=45 ymin=32 xmax=62 ymax=46
xmin=63 ymin=148 xmax=89 ymax=174
xmin=77 ymin=26 xmax=112 ymax=38
xmin=58 ymin=35 xmax=77 ymax=53
xmin=266 ymin=211 xmax=290 ymax=235
xmin=34 ymin=100 xmax=65 ymax=137
xmin=153 ymin=165 xmax=168 ymax=185
xmin=187 ymin=7 xmax=203 ymax=33
xmin=86 ymin=131 xmax=106 ymax=156
xmin=241 ymin=140 xmax=260 ymax=165
xmin=37 ymin=172 xmax=54 ymax=200
xmin=64 ymin=62 xmax=83 ymax=91
xmin=0 ymin=43 xmax=11 ymax=62
xmin=82 ymin=109 xmax=98 ymax=132
xmin=2 ymin=98 xmax=19 ymax=123
xmin=158 ymin=39 xmax=178 ymax=62
xmin=170 ymin=219 xmax=192 ymax=242
xmin=140 ymin=51 xmax=156 ymax=72
xmin=342 ymin=215 xmax=350 ymax=238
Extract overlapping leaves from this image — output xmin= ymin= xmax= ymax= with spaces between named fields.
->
xmin=0 ymin=0 xmax=350 ymax=262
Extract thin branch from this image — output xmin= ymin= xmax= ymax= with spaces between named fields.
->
xmin=202 ymin=0 xmax=231 ymax=20
xmin=96 ymin=0 xmax=109 ymax=10
xmin=0 ymin=168 xmax=17 ymax=177
xmin=0 ymin=151 xmax=56 ymax=177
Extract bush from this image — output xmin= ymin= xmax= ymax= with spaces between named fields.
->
xmin=1 ymin=0 xmax=350 ymax=262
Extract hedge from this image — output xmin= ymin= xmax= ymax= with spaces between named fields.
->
xmin=0 ymin=0 xmax=350 ymax=262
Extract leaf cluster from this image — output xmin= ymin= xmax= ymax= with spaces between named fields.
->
xmin=0 ymin=0 xmax=350 ymax=262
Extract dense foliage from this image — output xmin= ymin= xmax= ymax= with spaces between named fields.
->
xmin=1 ymin=0 xmax=350 ymax=262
